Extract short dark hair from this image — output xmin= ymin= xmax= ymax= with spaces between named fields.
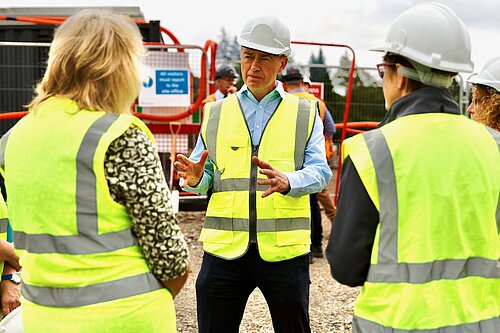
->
xmin=383 ymin=53 xmax=426 ymax=92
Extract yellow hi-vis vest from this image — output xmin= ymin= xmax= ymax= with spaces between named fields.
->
xmin=342 ymin=113 xmax=500 ymax=332
xmin=0 ymin=193 xmax=9 ymax=274
xmin=0 ymin=97 xmax=176 ymax=333
xmin=292 ymin=91 xmax=335 ymax=161
xmin=199 ymin=93 xmax=316 ymax=261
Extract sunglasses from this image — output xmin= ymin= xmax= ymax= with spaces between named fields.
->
xmin=376 ymin=63 xmax=397 ymax=79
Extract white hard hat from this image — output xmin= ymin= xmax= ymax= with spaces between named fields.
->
xmin=0 ymin=307 xmax=24 ymax=333
xmin=467 ymin=56 xmax=500 ymax=91
xmin=237 ymin=16 xmax=291 ymax=56
xmin=371 ymin=2 xmax=473 ymax=73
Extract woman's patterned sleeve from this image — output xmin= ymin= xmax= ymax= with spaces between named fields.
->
xmin=104 ymin=125 xmax=189 ymax=281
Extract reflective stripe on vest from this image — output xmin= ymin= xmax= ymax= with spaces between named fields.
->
xmin=347 ymin=114 xmax=500 ymax=331
xmin=353 ymin=316 xmax=500 ymax=333
xmin=23 ymin=272 xmax=161 ymax=307
xmin=200 ymin=94 xmax=314 ymax=261
xmin=0 ymin=218 xmax=8 ymax=234
xmin=485 ymin=127 xmax=500 ymax=232
xmin=3 ymin=114 xmax=138 ymax=254
xmin=1 ymin=102 xmax=163 ymax=307
xmin=364 ymin=128 xmax=499 ymax=283
xmin=0 ymin=194 xmax=8 ymax=274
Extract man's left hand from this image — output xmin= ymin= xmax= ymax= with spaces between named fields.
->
xmin=252 ymin=156 xmax=290 ymax=198
xmin=1 ymin=279 xmax=21 ymax=317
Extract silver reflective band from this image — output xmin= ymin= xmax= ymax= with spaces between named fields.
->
xmin=367 ymin=257 xmax=500 ymax=283
xmin=14 ymin=229 xmax=137 ymax=254
xmin=485 ymin=126 xmax=500 ymax=150
xmin=13 ymin=114 xmax=138 ymax=254
xmin=294 ymin=98 xmax=312 ymax=171
xmin=204 ymin=216 xmax=309 ymax=232
xmin=0 ymin=218 xmax=8 ymax=233
xmin=484 ymin=127 xmax=500 ymax=232
xmin=0 ymin=128 xmax=13 ymax=171
xmin=213 ymin=178 xmax=249 ymax=192
xmin=353 ymin=315 xmax=500 ymax=333
xmin=22 ymin=272 xmax=163 ymax=307
xmin=212 ymin=178 xmax=284 ymax=193
xmin=363 ymin=128 xmax=500 ymax=283
xmin=205 ymin=100 xmax=223 ymax=167
xmin=363 ymin=129 xmax=399 ymax=264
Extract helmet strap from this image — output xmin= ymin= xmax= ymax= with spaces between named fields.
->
xmin=397 ymin=61 xmax=454 ymax=88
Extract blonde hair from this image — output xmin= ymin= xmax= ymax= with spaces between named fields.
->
xmin=472 ymin=84 xmax=500 ymax=131
xmin=29 ymin=9 xmax=145 ymax=114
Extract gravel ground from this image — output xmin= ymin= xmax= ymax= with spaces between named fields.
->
xmin=174 ymin=173 xmax=360 ymax=333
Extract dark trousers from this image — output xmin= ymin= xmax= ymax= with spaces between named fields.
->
xmin=196 ymin=245 xmax=311 ymax=333
xmin=310 ymin=193 xmax=323 ymax=247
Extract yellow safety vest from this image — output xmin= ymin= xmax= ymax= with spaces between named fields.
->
xmin=292 ymin=91 xmax=335 ymax=160
xmin=199 ymin=93 xmax=316 ymax=262
xmin=0 ymin=193 xmax=9 ymax=274
xmin=202 ymin=93 xmax=217 ymax=104
xmin=343 ymin=113 xmax=500 ymax=332
xmin=0 ymin=97 xmax=176 ymax=333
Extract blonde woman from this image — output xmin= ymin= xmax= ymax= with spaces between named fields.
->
xmin=467 ymin=56 xmax=500 ymax=131
xmin=0 ymin=9 xmax=189 ymax=333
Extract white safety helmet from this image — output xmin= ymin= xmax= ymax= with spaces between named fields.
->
xmin=237 ymin=16 xmax=291 ymax=56
xmin=0 ymin=306 xmax=24 ymax=333
xmin=467 ymin=56 xmax=500 ymax=92
xmin=371 ymin=2 xmax=474 ymax=74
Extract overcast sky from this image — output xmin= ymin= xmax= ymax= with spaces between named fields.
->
xmin=1 ymin=0 xmax=498 ymax=76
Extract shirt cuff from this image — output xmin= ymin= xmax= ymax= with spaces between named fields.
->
xmin=283 ymin=172 xmax=301 ymax=197
xmin=182 ymin=173 xmax=209 ymax=194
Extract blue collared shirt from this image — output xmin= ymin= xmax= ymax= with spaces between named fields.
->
xmin=183 ymin=81 xmax=332 ymax=197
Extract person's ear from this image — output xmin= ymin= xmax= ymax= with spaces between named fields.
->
xmin=395 ymin=64 xmax=407 ymax=90
xmin=278 ymin=56 xmax=288 ymax=73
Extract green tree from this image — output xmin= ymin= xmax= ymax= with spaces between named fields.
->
xmin=215 ymin=27 xmax=240 ymax=64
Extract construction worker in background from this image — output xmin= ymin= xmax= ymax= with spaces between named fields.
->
xmin=175 ymin=15 xmax=331 ymax=333
xmin=202 ymin=63 xmax=240 ymax=204
xmin=0 ymin=194 xmax=21 ymax=319
xmin=281 ymin=64 xmax=336 ymax=260
xmin=203 ymin=63 xmax=240 ymax=104
xmin=0 ymin=9 xmax=190 ymax=333
xmin=467 ymin=56 xmax=500 ymax=131
xmin=326 ymin=2 xmax=500 ymax=332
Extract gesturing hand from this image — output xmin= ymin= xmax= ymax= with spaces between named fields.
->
xmin=252 ymin=156 xmax=290 ymax=198
xmin=174 ymin=150 xmax=209 ymax=188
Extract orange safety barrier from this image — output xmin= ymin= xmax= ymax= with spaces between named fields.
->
xmin=0 ymin=15 xmax=217 ymax=131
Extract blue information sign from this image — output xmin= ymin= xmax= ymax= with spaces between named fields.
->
xmin=155 ymin=70 xmax=189 ymax=95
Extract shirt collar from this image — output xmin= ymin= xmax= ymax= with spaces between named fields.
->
xmin=238 ymin=81 xmax=287 ymax=102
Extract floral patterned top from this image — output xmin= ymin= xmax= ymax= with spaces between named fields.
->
xmin=104 ymin=125 xmax=189 ymax=281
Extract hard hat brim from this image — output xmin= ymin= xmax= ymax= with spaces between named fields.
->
xmin=369 ymin=43 xmax=474 ymax=73
xmin=467 ymin=76 xmax=500 ymax=91
xmin=237 ymin=37 xmax=290 ymax=56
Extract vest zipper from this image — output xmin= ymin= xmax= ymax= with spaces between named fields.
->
xmin=249 ymin=144 xmax=259 ymax=244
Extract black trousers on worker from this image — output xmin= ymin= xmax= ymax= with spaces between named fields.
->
xmin=196 ymin=244 xmax=311 ymax=333
xmin=310 ymin=193 xmax=323 ymax=247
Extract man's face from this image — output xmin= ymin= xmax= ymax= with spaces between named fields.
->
xmin=240 ymin=47 xmax=288 ymax=99
xmin=216 ymin=76 xmax=237 ymax=95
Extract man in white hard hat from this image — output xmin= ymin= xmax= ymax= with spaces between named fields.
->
xmin=175 ymin=15 xmax=331 ymax=333
xmin=326 ymin=2 xmax=500 ymax=332
xmin=467 ymin=56 xmax=500 ymax=131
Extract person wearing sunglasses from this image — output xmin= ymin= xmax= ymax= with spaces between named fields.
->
xmin=326 ymin=2 xmax=500 ymax=333
xmin=467 ymin=56 xmax=500 ymax=131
